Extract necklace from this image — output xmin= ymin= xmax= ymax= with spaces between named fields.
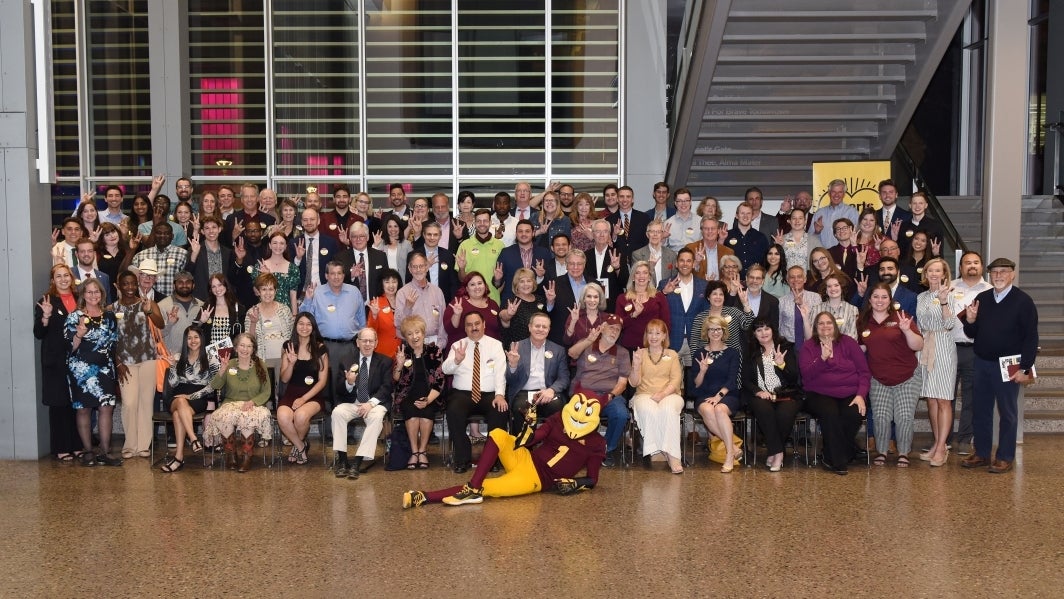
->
xmin=647 ymin=349 xmax=665 ymax=365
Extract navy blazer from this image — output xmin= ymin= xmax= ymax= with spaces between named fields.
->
xmin=605 ymin=210 xmax=652 ymax=258
xmin=880 ymin=206 xmax=912 ymax=235
xmin=74 ymin=268 xmax=113 ymax=304
xmin=504 ymin=338 xmax=570 ymax=404
xmin=495 ymin=244 xmax=553 ymax=304
xmin=587 ymin=245 xmax=628 ymax=313
xmin=336 ymin=246 xmax=388 ymax=298
xmin=292 ymin=234 xmax=341 ymax=288
xmin=657 ymin=277 xmax=709 ymax=352
xmin=547 ymin=273 xmax=583 ymax=345
xmin=332 ymin=351 xmax=395 ymax=412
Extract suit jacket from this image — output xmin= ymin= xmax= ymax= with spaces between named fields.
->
xmin=222 ymin=210 xmax=276 ymax=247
xmin=605 ymin=210 xmax=652 ymax=257
xmin=880 ymin=206 xmax=912 ymax=234
xmin=543 ymin=258 xmax=567 ymax=282
xmin=630 ymin=244 xmax=678 ymax=287
xmin=586 ymin=245 xmax=628 ymax=312
xmin=510 ymin=206 xmax=540 ymax=228
xmin=657 ymin=277 xmax=709 ymax=352
xmin=291 ymin=234 xmax=341 ymax=288
xmin=778 ymin=290 xmax=822 ymax=344
xmin=750 ymin=290 xmax=780 ymax=330
xmin=73 ymin=268 xmax=113 ymax=304
xmin=336 ymin=246 xmax=389 ymax=298
xmin=684 ymin=241 xmax=736 ymax=280
xmin=332 ymin=351 xmax=395 ymax=412
xmin=504 ymin=339 xmax=570 ymax=404
xmin=496 ymin=244 xmax=553 ymax=303
xmin=33 ymin=295 xmax=73 ymax=406
xmin=407 ymin=245 xmax=459 ymax=303
xmin=645 ymin=205 xmax=676 ymax=221
xmin=184 ymin=244 xmax=237 ymax=302
xmin=547 ymin=273 xmax=584 ymax=345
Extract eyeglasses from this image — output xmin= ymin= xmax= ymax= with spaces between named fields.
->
xmin=707 ymin=328 xmax=723 ymax=333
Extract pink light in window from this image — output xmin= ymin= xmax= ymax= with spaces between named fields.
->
xmin=199 ymin=78 xmax=244 ymax=176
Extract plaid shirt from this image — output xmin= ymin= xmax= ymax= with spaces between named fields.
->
xmin=133 ymin=245 xmax=189 ymax=296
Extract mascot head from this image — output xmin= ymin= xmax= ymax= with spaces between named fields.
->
xmin=562 ymin=393 xmax=601 ymax=439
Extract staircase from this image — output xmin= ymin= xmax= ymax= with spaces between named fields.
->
xmin=666 ymin=0 xmax=972 ymax=201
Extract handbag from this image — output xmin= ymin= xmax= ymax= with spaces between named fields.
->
xmin=385 ymin=425 xmax=413 ymax=471
xmin=773 ymin=386 xmax=803 ymax=401
xmin=708 ymin=434 xmax=743 ymax=464
xmin=149 ymin=320 xmax=173 ymax=393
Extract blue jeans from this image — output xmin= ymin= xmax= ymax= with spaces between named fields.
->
xmin=601 ymin=397 xmax=629 ymax=453
xmin=972 ymin=356 xmax=1020 ymax=461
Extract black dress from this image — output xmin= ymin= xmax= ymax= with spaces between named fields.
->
xmin=395 ymin=342 xmax=446 ymax=420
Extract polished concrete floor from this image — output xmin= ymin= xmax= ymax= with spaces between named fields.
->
xmin=2 ymin=434 xmax=1062 ymax=598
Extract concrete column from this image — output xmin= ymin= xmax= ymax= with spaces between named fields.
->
xmin=148 ymin=0 xmax=190 ymax=184
xmin=981 ymin=0 xmax=1029 ymax=262
xmin=623 ymin=1 xmax=667 ymax=210
xmin=0 ymin=0 xmax=53 ymax=458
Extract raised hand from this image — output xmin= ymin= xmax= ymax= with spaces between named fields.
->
xmin=405 ymin=289 xmax=419 ymax=308
xmin=199 ymin=304 xmax=214 ymax=323
xmin=630 ymin=298 xmax=645 ymax=318
xmin=167 ymin=305 xmax=180 ymax=325
xmin=350 ymin=261 xmax=365 ymax=281
xmin=661 ymin=221 xmax=672 ymax=239
xmin=506 ymin=342 xmax=521 ymax=369
xmin=567 ymin=304 xmax=580 ymax=323
xmin=89 ymin=227 xmax=102 ymax=243
xmin=151 ymin=174 xmax=165 ymax=190
xmin=813 ymin=215 xmax=824 ymax=234
xmin=233 ymin=237 xmax=247 ymax=262
xmin=587 ymin=324 xmax=602 ymax=344
xmin=257 ymin=259 xmax=271 ymax=274
xmin=51 ymin=228 xmax=60 ymax=245
xmin=232 ymin=218 xmax=245 ymax=240
xmin=493 ymin=261 xmax=504 ymax=283
xmin=772 ymin=228 xmax=784 ymax=245
xmin=930 ymin=237 xmax=942 ymax=257
xmin=534 ymin=259 xmax=545 ymax=278
xmin=38 ymin=296 xmax=54 ymax=319
xmin=872 ymin=233 xmax=884 ymax=250
xmin=613 ymin=220 xmax=624 ymax=237
xmin=456 ymin=249 xmax=467 ymax=271
xmin=449 ymin=296 xmax=464 ymax=319
xmin=368 ymin=297 xmax=380 ymax=319
xmin=609 ymin=248 xmax=621 ymax=271
xmin=506 ymin=298 xmax=520 ymax=316
xmin=494 ymin=224 xmax=505 ymax=240
xmin=282 ymin=342 xmax=297 ymax=365
xmin=856 ymin=245 xmax=868 ymax=271
xmin=247 ymin=305 xmax=260 ymax=328
xmin=543 ymin=280 xmax=556 ymax=304
xmin=773 ymin=344 xmax=787 ymax=365
xmin=294 ymin=237 xmax=306 ymax=261
xmin=338 ymin=228 xmax=351 ymax=247
xmin=662 ymin=276 xmax=680 ymax=295
xmin=855 ymin=272 xmax=868 ymax=297
xmin=780 ymin=195 xmax=793 ymax=214
xmin=820 ymin=339 xmax=833 ymax=361
xmin=695 ymin=244 xmax=706 ymax=266
xmin=698 ymin=352 xmax=713 ymax=371
xmin=890 ymin=220 xmax=901 ymax=241
xmin=80 ymin=190 xmax=95 ymax=206
xmin=453 ymin=340 xmax=467 ymax=364
xmin=304 ymin=281 xmax=317 ymax=301
xmin=897 ymin=310 xmax=913 ymax=330
xmin=632 ymin=347 xmax=645 ymax=367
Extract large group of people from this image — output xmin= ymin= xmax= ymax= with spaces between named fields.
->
xmin=35 ymin=176 xmax=1038 ymax=490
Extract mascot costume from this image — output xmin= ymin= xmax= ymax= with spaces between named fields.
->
xmin=403 ymin=393 xmax=606 ymax=508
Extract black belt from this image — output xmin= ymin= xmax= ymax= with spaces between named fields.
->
xmin=956 ymin=342 xmax=974 ymax=347
xmin=323 ymin=337 xmax=354 ymax=344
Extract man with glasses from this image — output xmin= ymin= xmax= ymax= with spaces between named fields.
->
xmin=960 ymin=258 xmax=1038 ymax=474
xmin=665 ymin=188 xmax=700 ymax=252
xmin=337 ymin=221 xmax=387 ymax=300
xmin=828 ymin=218 xmax=861 ymax=278
xmin=545 ymin=249 xmax=589 ymax=345
xmin=395 ymin=253 xmax=448 ymax=348
xmin=330 ymin=327 xmax=394 ymax=479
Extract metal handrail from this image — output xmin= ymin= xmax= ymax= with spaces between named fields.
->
xmin=892 ymin=144 xmax=969 ymax=253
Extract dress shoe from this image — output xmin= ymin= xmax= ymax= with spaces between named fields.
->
xmin=358 ymin=459 xmax=376 ymax=474
xmin=821 ymin=461 xmax=848 ymax=476
xmin=334 ymin=463 xmax=349 ymax=478
xmin=988 ymin=459 xmax=1014 ymax=474
xmin=453 ymin=463 xmax=469 ymax=474
xmin=351 ymin=457 xmax=364 ymax=474
xmin=961 ymin=454 xmax=989 ymax=469
xmin=955 ymin=441 xmax=973 ymax=456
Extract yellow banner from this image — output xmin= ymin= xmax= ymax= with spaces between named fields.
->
xmin=811 ymin=160 xmax=892 ymax=213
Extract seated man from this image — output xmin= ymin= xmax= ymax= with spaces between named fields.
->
xmin=330 ymin=327 xmax=394 ymax=479
xmin=566 ymin=313 xmax=630 ymax=467
xmin=505 ymin=312 xmax=570 ymax=431
xmin=403 ymin=392 xmax=606 ymax=508
xmin=442 ymin=311 xmax=508 ymax=474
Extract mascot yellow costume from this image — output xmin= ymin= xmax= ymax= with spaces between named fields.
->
xmin=403 ymin=393 xmax=606 ymax=508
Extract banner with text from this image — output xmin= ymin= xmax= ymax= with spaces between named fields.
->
xmin=812 ymin=160 xmax=892 ymax=213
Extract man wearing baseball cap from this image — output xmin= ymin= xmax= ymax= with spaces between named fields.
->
xmin=566 ymin=313 xmax=630 ymax=467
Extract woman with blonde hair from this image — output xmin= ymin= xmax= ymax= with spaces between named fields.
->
xmin=916 ymin=258 xmax=957 ymax=466
xmin=614 ymin=261 xmax=670 ymax=351
xmin=628 ymin=319 xmax=684 ymax=474
xmin=500 ymin=267 xmax=553 ymax=346
xmin=568 ymin=192 xmax=596 ymax=252
xmin=692 ymin=314 xmax=742 ymax=472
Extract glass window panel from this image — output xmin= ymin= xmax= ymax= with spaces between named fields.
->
xmin=550 ymin=2 xmax=620 ymax=176
xmin=86 ymin=0 xmax=152 ymax=178
xmin=51 ymin=0 xmax=80 ymax=178
xmin=364 ymin=2 xmax=453 ymax=176
xmin=273 ymin=1 xmax=360 ymax=178
xmin=188 ymin=1 xmax=267 ymax=178
xmin=457 ymin=3 xmax=546 ymax=175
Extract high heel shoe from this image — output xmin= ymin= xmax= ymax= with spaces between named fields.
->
xmin=930 ymin=449 xmax=950 ymax=467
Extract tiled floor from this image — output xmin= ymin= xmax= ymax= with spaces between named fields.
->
xmin=2 ymin=435 xmax=1062 ymax=597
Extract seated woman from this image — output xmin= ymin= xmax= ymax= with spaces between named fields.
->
xmin=628 ymin=319 xmax=684 ymax=474
xmin=277 ymin=312 xmax=329 ymax=465
xmin=563 ymin=282 xmax=607 ymax=346
xmin=743 ymin=319 xmax=802 ymax=472
xmin=394 ymin=315 xmax=447 ymax=469
xmin=204 ymin=333 xmax=273 ymax=472
xmin=798 ymin=311 xmax=870 ymax=475
xmin=691 ymin=315 xmax=742 ymax=473
xmin=160 ymin=323 xmax=220 ymax=472
xmin=689 ymin=280 xmax=754 ymax=390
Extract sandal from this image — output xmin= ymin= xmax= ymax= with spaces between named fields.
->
xmin=407 ymin=452 xmax=419 ymax=470
xmin=873 ymin=453 xmax=887 ymax=466
xmin=159 ymin=457 xmax=184 ymax=473
xmin=56 ymin=453 xmax=75 ymax=462
xmin=418 ymin=452 xmax=429 ymax=469
xmin=896 ymin=455 xmax=910 ymax=468
xmin=287 ymin=446 xmax=300 ymax=464
xmin=296 ymin=445 xmax=308 ymax=465
xmin=190 ymin=438 xmax=203 ymax=454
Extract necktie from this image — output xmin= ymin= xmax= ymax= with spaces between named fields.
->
xmin=357 ymin=252 xmax=367 ymax=298
xmin=623 ymin=213 xmax=630 ymax=237
xmin=306 ymin=236 xmax=316 ymax=282
xmin=70 ymin=247 xmax=77 ymax=265
xmin=470 ymin=341 xmax=481 ymax=403
xmin=794 ymin=302 xmax=805 ymax=346
xmin=84 ymin=271 xmax=93 ymax=279
xmin=357 ymin=356 xmax=369 ymax=403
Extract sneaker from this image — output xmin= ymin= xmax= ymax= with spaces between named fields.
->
xmin=442 ymin=484 xmax=483 ymax=506
xmin=402 ymin=490 xmax=427 ymax=509
xmin=334 ymin=463 xmax=348 ymax=478
xmin=96 ymin=453 xmax=123 ymax=467
xmin=602 ymin=450 xmax=617 ymax=468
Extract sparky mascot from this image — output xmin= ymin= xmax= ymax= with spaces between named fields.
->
xmin=402 ymin=392 xmax=606 ymax=508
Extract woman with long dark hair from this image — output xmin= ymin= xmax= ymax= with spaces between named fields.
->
xmin=277 ymin=312 xmax=329 ymax=465
xmin=199 ymin=273 xmax=245 ymax=345
xmin=205 ymin=333 xmax=273 ymax=472
xmin=763 ymin=243 xmax=789 ymax=298
xmin=159 ymin=324 xmax=220 ymax=472
xmin=743 ymin=319 xmax=802 ymax=471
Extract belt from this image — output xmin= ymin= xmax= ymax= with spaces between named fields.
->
xmin=956 ymin=342 xmax=974 ymax=347
xmin=323 ymin=337 xmax=354 ymax=344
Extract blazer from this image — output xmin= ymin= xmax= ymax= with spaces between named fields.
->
xmin=336 ymin=246 xmax=389 ymax=298
xmin=880 ymin=205 xmax=912 ymax=234
xmin=222 ymin=210 xmax=276 ymax=247
xmin=407 ymin=245 xmax=459 ymax=303
xmin=496 ymin=243 xmax=554 ymax=303
xmin=504 ymin=338 xmax=570 ymax=404
xmin=291 ymin=233 xmax=341 ymax=288
xmin=645 ymin=205 xmax=676 ymax=221
xmin=684 ymin=240 xmax=736 ymax=280
xmin=332 ymin=351 xmax=395 ymax=412
xmin=547 ymin=273 xmax=584 ymax=345
xmin=741 ymin=339 xmax=801 ymax=400
xmin=73 ymin=268 xmax=113 ymax=304
xmin=373 ymin=240 xmax=412 ymax=280
xmin=33 ymin=295 xmax=73 ymax=407
xmin=605 ymin=210 xmax=652 ymax=257
xmin=184 ymin=244 xmax=237 ymax=302
xmin=510 ymin=206 xmax=540 ymax=228
xmin=750 ymin=290 xmax=780 ymax=330
xmin=850 ymin=279 xmax=918 ymax=315
xmin=630 ymin=244 xmax=678 ymax=287
xmin=657 ymin=277 xmax=709 ymax=352
xmin=586 ymin=245 xmax=628 ymax=312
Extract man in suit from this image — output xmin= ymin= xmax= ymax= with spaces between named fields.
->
xmin=504 ymin=312 xmax=571 ymax=430
xmin=408 ymin=221 xmax=459 ymax=303
xmin=72 ymin=238 xmax=113 ymax=303
xmin=685 ymin=216 xmax=735 ymax=281
xmin=330 ymin=327 xmax=395 ymax=478
xmin=510 ymin=181 xmax=539 ymax=226
xmin=586 ymin=220 xmax=628 ymax=312
xmin=778 ymin=266 xmax=822 ymax=345
xmin=184 ymin=216 xmax=237 ymax=302
xmin=545 ymin=249 xmax=589 ymax=345
xmin=292 ymin=207 xmax=340 ymax=290
xmin=543 ymin=233 xmax=570 ymax=282
xmin=336 ymin=221 xmax=388 ymax=300
xmin=657 ymin=247 xmax=708 ymax=366
xmin=630 ymin=220 xmax=678 ymax=287
xmin=877 ymin=179 xmax=911 ymax=242
xmin=605 ymin=185 xmax=651 ymax=258
xmin=852 ymin=256 xmax=918 ymax=315
xmin=743 ymin=264 xmax=780 ymax=326
xmin=495 ymin=220 xmax=553 ymax=303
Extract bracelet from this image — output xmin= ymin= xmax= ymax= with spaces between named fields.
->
xmin=774 ymin=362 xmax=785 ymax=368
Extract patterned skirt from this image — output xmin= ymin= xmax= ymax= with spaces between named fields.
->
xmin=202 ymin=401 xmax=273 ymax=446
